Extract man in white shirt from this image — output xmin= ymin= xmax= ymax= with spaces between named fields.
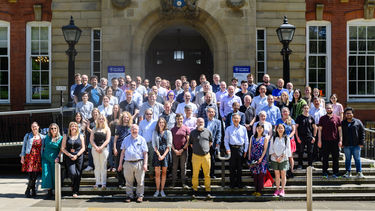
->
xmin=176 ymin=92 xmax=198 ymax=117
xmin=219 ymin=86 xmax=242 ymax=121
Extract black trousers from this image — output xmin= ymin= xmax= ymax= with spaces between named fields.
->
xmin=27 ymin=172 xmax=39 ymax=189
xmin=253 ymin=173 xmax=264 ymax=193
xmin=322 ymin=139 xmax=340 ymax=175
xmin=312 ymin=135 xmax=321 ymax=162
xmin=229 ymin=145 xmax=244 ymax=187
xmin=297 ymin=137 xmax=314 ymax=166
xmin=115 ymin=142 xmax=125 ymax=186
xmin=209 ymin=147 xmax=216 ymax=177
xmin=65 ymin=155 xmax=83 ymax=194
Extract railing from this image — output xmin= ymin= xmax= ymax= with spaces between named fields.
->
xmin=363 ymin=128 xmax=375 ymax=160
xmin=0 ymin=107 xmax=75 ymax=143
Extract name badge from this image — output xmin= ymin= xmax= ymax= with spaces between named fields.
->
xmin=70 ymin=149 xmax=75 ymax=153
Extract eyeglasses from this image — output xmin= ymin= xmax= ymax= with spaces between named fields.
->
xmin=146 ymin=113 xmax=152 ymax=115
xmin=50 ymin=127 xmax=58 ymax=130
xmin=156 ymin=81 xmax=161 ymax=83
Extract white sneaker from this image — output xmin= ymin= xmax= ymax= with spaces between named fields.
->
xmin=153 ymin=190 xmax=159 ymax=197
xmin=83 ymin=166 xmax=93 ymax=171
xmin=357 ymin=172 xmax=365 ymax=179
xmin=160 ymin=190 xmax=166 ymax=198
xmin=343 ymin=171 xmax=351 ymax=178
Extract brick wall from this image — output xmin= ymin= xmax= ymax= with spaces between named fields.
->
xmin=306 ymin=0 xmax=375 ymax=122
xmin=0 ymin=0 xmax=52 ymax=110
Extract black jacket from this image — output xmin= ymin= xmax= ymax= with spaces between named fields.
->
xmin=342 ymin=118 xmax=365 ymax=146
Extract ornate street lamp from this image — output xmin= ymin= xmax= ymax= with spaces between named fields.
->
xmin=276 ymin=16 xmax=295 ymax=85
xmin=62 ymin=16 xmax=81 ymax=106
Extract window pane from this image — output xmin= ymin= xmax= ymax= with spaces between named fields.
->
xmin=358 ymin=26 xmax=366 ymax=39
xmin=0 ymin=86 xmax=8 ymax=99
xmin=358 ymin=82 xmax=366 ymax=94
xmin=368 ymin=67 xmax=375 ymax=80
xmin=32 ymin=71 xmax=40 ymax=85
xmin=367 ymin=82 xmax=375 ymax=94
xmin=0 ymin=46 xmax=7 ymax=55
xmin=349 ymin=67 xmax=357 ymax=80
xmin=318 ymin=41 xmax=326 ymax=53
xmin=317 ymin=83 xmax=326 ymax=97
xmin=31 ymin=27 xmax=39 ymax=40
xmin=359 ymin=41 xmax=366 ymax=52
xmin=41 ymin=58 xmax=49 ymax=70
xmin=32 ymin=57 xmax=40 ymax=70
xmin=93 ymin=30 xmax=100 ymax=39
xmin=318 ymin=68 xmax=326 ymax=81
xmin=32 ymin=86 xmax=41 ymax=99
xmin=94 ymin=62 xmax=100 ymax=72
xmin=94 ymin=52 xmax=100 ymax=61
xmin=349 ymin=41 xmax=357 ymax=52
xmin=309 ymin=68 xmax=317 ymax=82
xmin=309 ymin=56 xmax=316 ymax=68
xmin=257 ymin=52 xmax=264 ymax=61
xmin=349 ymin=81 xmax=356 ymax=95
xmin=257 ymin=30 xmax=264 ymax=39
xmin=257 ymin=41 xmax=264 ymax=50
xmin=368 ymin=40 xmax=375 ymax=53
xmin=41 ymin=86 xmax=49 ymax=99
xmin=349 ymin=56 xmax=356 ymax=66
xmin=0 ymin=71 xmax=8 ymax=85
xmin=349 ymin=26 xmax=357 ymax=40
xmin=318 ymin=56 xmax=326 ymax=68
xmin=358 ymin=67 xmax=365 ymax=80
xmin=41 ymin=72 xmax=49 ymax=85
xmin=309 ymin=26 xmax=317 ymax=39
xmin=368 ymin=26 xmax=375 ymax=39
xmin=257 ymin=62 xmax=264 ymax=72
xmin=318 ymin=26 xmax=326 ymax=39
xmin=367 ymin=56 xmax=374 ymax=66
xmin=94 ymin=41 xmax=100 ymax=50
xmin=0 ymin=28 xmax=7 ymax=40
xmin=358 ymin=56 xmax=366 ymax=65
xmin=40 ymin=41 xmax=48 ymax=55
xmin=40 ymin=27 xmax=48 ymax=40
xmin=0 ymin=57 xmax=8 ymax=70
xmin=309 ymin=41 xmax=317 ymax=54
xmin=31 ymin=41 xmax=39 ymax=54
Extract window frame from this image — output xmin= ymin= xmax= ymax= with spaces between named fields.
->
xmin=0 ymin=21 xmax=10 ymax=103
xmin=256 ymin=28 xmax=267 ymax=83
xmin=91 ymin=28 xmax=102 ymax=78
xmin=26 ymin=21 xmax=52 ymax=103
xmin=347 ymin=19 xmax=375 ymax=102
xmin=306 ymin=21 xmax=332 ymax=100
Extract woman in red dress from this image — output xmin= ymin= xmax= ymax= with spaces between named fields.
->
xmin=20 ymin=122 xmax=45 ymax=198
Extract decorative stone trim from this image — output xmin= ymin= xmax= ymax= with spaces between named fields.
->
xmin=364 ymin=0 xmax=375 ymax=19
xmin=226 ymin=0 xmax=245 ymax=9
xmin=33 ymin=4 xmax=42 ymax=21
xmin=160 ymin=0 xmax=199 ymax=19
xmin=316 ymin=4 xmax=324 ymax=21
xmin=112 ymin=0 xmax=131 ymax=9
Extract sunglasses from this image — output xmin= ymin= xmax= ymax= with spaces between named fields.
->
xmin=50 ymin=127 xmax=58 ymax=130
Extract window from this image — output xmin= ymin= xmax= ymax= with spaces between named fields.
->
xmin=306 ymin=21 xmax=331 ymax=98
xmin=0 ymin=21 xmax=9 ymax=103
xmin=348 ymin=20 xmax=375 ymax=99
xmin=26 ymin=22 xmax=51 ymax=103
xmin=256 ymin=29 xmax=266 ymax=83
xmin=91 ymin=29 xmax=101 ymax=78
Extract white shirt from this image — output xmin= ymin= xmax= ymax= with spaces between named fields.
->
xmin=98 ymin=104 xmax=113 ymax=117
xmin=269 ymin=136 xmax=291 ymax=162
xmin=175 ymin=102 xmax=198 ymax=117
xmin=108 ymin=96 xmax=118 ymax=106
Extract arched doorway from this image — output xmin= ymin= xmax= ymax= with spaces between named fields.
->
xmin=145 ymin=25 xmax=213 ymax=83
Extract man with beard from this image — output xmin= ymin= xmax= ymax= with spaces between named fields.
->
xmin=255 ymin=74 xmax=277 ymax=96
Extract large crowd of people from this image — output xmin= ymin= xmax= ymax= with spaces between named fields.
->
xmin=20 ymin=73 xmax=366 ymax=202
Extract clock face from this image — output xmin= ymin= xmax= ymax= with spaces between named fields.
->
xmin=173 ymin=0 xmax=186 ymax=8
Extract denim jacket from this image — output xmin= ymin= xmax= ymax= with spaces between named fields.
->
xmin=20 ymin=132 xmax=46 ymax=157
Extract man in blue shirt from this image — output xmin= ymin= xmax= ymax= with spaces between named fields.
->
xmin=118 ymin=124 xmax=148 ymax=203
xmin=224 ymin=113 xmax=249 ymax=188
xmin=272 ymin=78 xmax=288 ymax=102
xmin=205 ymin=107 xmax=222 ymax=178
xmin=247 ymin=73 xmax=257 ymax=96
xmin=261 ymin=95 xmax=281 ymax=126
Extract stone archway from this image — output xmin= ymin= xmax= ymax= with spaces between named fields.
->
xmin=129 ymin=8 xmax=228 ymax=81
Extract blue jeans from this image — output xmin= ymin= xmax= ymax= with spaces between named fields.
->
xmin=343 ymin=146 xmax=362 ymax=173
xmin=107 ymin=136 xmax=114 ymax=168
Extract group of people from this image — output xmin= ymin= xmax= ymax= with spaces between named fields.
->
xmin=20 ymin=72 xmax=366 ymax=202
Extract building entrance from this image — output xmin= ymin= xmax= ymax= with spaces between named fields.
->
xmin=145 ymin=25 xmax=213 ymax=83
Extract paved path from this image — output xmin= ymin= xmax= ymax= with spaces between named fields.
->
xmin=1 ymin=175 xmax=375 ymax=211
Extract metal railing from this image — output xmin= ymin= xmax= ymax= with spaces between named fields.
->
xmin=363 ymin=128 xmax=375 ymax=160
xmin=0 ymin=107 xmax=75 ymax=143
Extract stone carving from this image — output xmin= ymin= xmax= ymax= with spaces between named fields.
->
xmin=160 ymin=0 xmax=199 ymax=18
xmin=112 ymin=0 xmax=131 ymax=9
xmin=226 ymin=0 xmax=245 ymax=9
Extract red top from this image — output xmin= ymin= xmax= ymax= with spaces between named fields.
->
xmin=171 ymin=125 xmax=190 ymax=150
xmin=318 ymin=114 xmax=341 ymax=141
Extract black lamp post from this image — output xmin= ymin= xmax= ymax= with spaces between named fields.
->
xmin=276 ymin=16 xmax=296 ymax=85
xmin=62 ymin=16 xmax=81 ymax=107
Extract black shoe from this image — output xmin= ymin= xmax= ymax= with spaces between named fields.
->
xmin=31 ymin=188 xmax=37 ymax=197
xmin=25 ymin=187 xmax=31 ymax=198
xmin=206 ymin=192 xmax=212 ymax=199
xmin=46 ymin=189 xmax=53 ymax=199
xmin=192 ymin=190 xmax=198 ymax=198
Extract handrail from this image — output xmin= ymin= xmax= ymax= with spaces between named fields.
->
xmin=365 ymin=128 xmax=375 ymax=133
xmin=0 ymin=107 xmax=75 ymax=116
xmin=216 ymin=149 xmax=231 ymax=160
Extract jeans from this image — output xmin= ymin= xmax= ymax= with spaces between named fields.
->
xmin=343 ymin=146 xmax=362 ymax=173
xmin=107 ymin=136 xmax=114 ymax=168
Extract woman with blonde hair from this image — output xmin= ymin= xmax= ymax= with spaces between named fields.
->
xmin=276 ymin=91 xmax=292 ymax=111
xmin=276 ymin=107 xmax=296 ymax=178
xmin=90 ymin=114 xmax=111 ymax=189
xmin=114 ymin=111 xmax=133 ymax=188
xmin=61 ymin=122 xmax=85 ymax=197
xmin=42 ymin=123 xmax=63 ymax=199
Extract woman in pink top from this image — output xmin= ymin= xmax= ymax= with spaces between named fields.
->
xmin=330 ymin=94 xmax=343 ymax=121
